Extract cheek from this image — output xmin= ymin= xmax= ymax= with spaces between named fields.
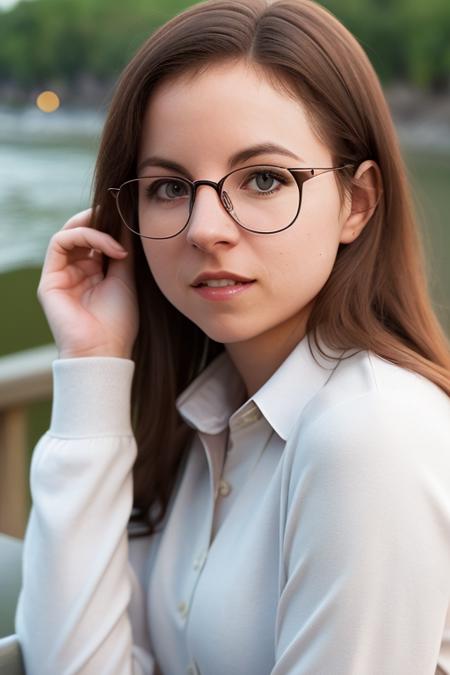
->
xmin=269 ymin=252 xmax=334 ymax=310
xmin=141 ymin=241 xmax=180 ymax=298
xmin=269 ymin=215 xmax=341 ymax=297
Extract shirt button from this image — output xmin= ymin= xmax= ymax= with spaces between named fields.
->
xmin=177 ymin=600 xmax=189 ymax=618
xmin=218 ymin=478 xmax=231 ymax=497
xmin=186 ymin=660 xmax=200 ymax=674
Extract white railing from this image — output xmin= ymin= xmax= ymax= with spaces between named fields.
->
xmin=0 ymin=344 xmax=57 ymax=538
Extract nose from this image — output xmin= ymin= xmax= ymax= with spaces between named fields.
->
xmin=185 ymin=184 xmax=240 ymax=251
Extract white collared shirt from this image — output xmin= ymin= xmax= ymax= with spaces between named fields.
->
xmin=15 ymin=333 xmax=450 ymax=674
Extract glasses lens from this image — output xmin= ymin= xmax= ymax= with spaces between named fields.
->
xmin=222 ymin=166 xmax=299 ymax=232
xmin=117 ymin=176 xmax=192 ymax=238
xmin=116 ymin=166 xmax=300 ymax=237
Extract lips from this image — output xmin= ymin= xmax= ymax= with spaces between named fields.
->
xmin=196 ymin=279 xmax=248 ymax=288
xmin=192 ymin=279 xmax=255 ymax=301
xmin=191 ymin=270 xmax=255 ymax=286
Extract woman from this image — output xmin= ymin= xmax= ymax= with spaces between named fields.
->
xmin=15 ymin=0 xmax=450 ymax=673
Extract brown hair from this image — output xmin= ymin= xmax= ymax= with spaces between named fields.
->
xmin=91 ymin=0 xmax=450 ymax=538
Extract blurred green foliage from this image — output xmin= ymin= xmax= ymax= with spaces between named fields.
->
xmin=0 ymin=0 xmax=449 ymax=92
xmin=323 ymin=0 xmax=450 ymax=91
xmin=0 ymin=0 xmax=192 ymax=85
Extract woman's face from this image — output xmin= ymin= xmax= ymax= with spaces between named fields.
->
xmin=137 ymin=60 xmax=352 ymax=348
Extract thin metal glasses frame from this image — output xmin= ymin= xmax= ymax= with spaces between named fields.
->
xmin=108 ymin=163 xmax=355 ymax=239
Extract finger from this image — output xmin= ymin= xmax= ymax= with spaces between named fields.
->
xmin=42 ymin=227 xmax=127 ymax=276
xmin=107 ymin=225 xmax=136 ymax=285
xmin=61 ymin=208 xmax=126 ymax=255
xmin=61 ymin=208 xmax=128 ymax=259
xmin=61 ymin=208 xmax=95 ymax=231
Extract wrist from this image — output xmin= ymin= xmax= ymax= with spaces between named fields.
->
xmin=58 ymin=345 xmax=133 ymax=360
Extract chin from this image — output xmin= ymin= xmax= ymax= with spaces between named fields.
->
xmin=193 ymin=318 xmax=259 ymax=345
xmin=199 ymin=327 xmax=252 ymax=345
xmin=169 ymin=296 xmax=266 ymax=344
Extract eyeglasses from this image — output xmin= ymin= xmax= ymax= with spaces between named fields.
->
xmin=108 ymin=163 xmax=355 ymax=239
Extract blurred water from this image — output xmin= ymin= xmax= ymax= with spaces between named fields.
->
xmin=0 ymin=106 xmax=102 ymax=272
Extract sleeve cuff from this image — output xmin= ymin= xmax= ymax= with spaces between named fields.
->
xmin=49 ymin=357 xmax=135 ymax=437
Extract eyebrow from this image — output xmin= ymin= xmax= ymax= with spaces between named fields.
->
xmin=137 ymin=143 xmax=304 ymax=178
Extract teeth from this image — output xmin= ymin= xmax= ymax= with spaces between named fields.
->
xmin=202 ymin=279 xmax=242 ymax=287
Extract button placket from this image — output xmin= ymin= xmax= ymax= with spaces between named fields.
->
xmin=193 ymin=549 xmax=208 ymax=571
xmin=177 ymin=599 xmax=189 ymax=620
xmin=186 ymin=658 xmax=201 ymax=674
xmin=214 ymin=405 xmax=262 ymax=501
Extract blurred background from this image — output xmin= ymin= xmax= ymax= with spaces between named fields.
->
xmin=0 ymin=0 xmax=449 ymax=591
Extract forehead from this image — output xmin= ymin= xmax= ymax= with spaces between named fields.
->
xmin=139 ymin=60 xmax=331 ymax=166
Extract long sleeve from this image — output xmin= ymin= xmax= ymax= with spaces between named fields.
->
xmin=274 ymin=389 xmax=450 ymax=675
xmin=15 ymin=357 xmax=155 ymax=675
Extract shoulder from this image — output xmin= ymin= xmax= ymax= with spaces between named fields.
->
xmin=312 ymin=347 xmax=447 ymax=412
xmin=301 ymin=347 xmax=450 ymax=433
xmin=279 ymin=355 xmax=450 ymax=602
xmin=284 ymin=349 xmax=450 ymax=487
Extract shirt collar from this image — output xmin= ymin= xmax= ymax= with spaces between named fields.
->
xmin=175 ymin=331 xmax=346 ymax=440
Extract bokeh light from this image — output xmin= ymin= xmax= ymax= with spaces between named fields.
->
xmin=36 ymin=90 xmax=60 ymax=113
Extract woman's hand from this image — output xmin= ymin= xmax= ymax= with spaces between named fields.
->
xmin=37 ymin=208 xmax=139 ymax=359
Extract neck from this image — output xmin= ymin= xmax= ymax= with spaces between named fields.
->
xmin=225 ymin=310 xmax=311 ymax=398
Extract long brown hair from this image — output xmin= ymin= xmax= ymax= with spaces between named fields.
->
xmin=91 ymin=0 xmax=450 ymax=538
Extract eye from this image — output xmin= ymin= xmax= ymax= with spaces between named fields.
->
xmin=241 ymin=169 xmax=290 ymax=196
xmin=146 ymin=179 xmax=190 ymax=201
xmin=251 ymin=172 xmax=279 ymax=192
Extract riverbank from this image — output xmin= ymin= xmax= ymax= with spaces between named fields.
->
xmin=386 ymin=84 xmax=450 ymax=151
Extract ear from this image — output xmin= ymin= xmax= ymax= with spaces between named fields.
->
xmin=339 ymin=160 xmax=382 ymax=244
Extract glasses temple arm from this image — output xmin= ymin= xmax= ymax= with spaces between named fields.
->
xmin=108 ymin=188 xmax=120 ymax=200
